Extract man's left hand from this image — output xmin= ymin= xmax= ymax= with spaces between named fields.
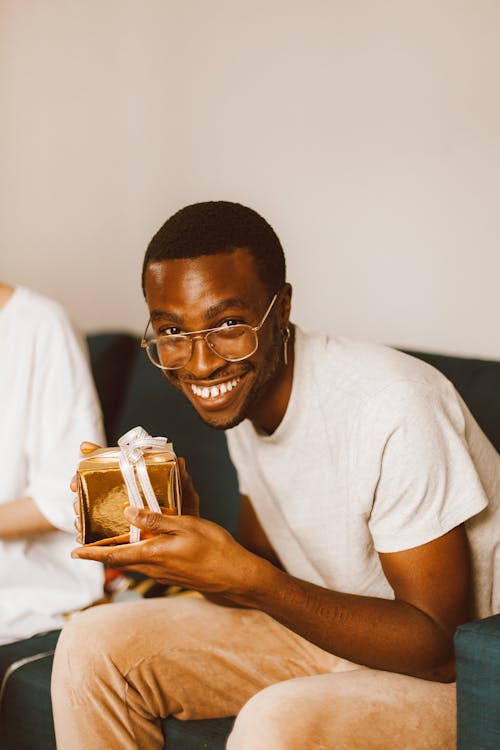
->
xmin=71 ymin=508 xmax=261 ymax=596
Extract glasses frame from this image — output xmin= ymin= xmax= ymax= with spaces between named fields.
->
xmin=141 ymin=292 xmax=279 ymax=370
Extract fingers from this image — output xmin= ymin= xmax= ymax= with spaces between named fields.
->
xmin=179 ymin=466 xmax=194 ymax=494
xmin=72 ymin=441 xmax=100 ymax=494
xmin=80 ymin=441 xmax=101 ymax=454
xmin=71 ymin=536 xmax=159 ymax=566
xmin=72 ymin=497 xmax=82 ymax=543
xmin=124 ymin=506 xmax=181 ymax=533
xmin=72 ymin=544 xmax=121 ymax=563
xmin=71 ymin=440 xmax=99 ymax=497
xmin=177 ymin=457 xmax=200 ymax=516
xmin=71 ymin=441 xmax=99 ymax=538
xmin=178 ymin=458 xmax=193 ymax=489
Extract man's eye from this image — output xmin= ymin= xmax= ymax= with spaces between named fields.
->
xmin=220 ymin=319 xmax=244 ymax=328
xmin=158 ymin=326 xmax=182 ymax=336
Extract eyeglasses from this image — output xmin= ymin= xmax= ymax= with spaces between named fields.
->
xmin=141 ymin=293 xmax=278 ymax=370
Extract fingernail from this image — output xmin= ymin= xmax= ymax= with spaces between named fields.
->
xmin=124 ymin=506 xmax=139 ymax=521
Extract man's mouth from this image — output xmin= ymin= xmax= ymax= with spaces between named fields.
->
xmin=190 ymin=376 xmax=241 ymax=401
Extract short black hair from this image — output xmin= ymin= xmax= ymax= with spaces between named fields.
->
xmin=142 ymin=201 xmax=286 ymax=296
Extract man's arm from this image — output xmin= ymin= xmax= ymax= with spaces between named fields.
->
xmin=0 ymin=496 xmax=57 ymax=538
xmin=214 ymin=493 xmax=469 ymax=681
xmin=232 ymin=519 xmax=470 ymax=683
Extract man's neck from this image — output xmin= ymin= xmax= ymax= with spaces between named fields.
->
xmin=249 ymin=326 xmax=295 ymax=436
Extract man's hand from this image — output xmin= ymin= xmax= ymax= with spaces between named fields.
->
xmin=70 ymin=440 xmax=259 ymax=595
xmin=71 ymin=442 xmax=100 ymax=542
xmin=71 ymin=508 xmax=263 ymax=595
xmin=72 ymin=441 xmax=200 ymax=543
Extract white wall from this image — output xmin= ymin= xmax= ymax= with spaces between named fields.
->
xmin=1 ymin=0 xmax=499 ymax=358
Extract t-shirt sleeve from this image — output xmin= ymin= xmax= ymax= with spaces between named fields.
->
xmin=24 ymin=305 xmax=105 ymax=533
xmin=364 ymin=380 xmax=489 ymax=553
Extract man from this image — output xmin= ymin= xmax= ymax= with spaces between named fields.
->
xmin=51 ymin=201 xmax=500 ymax=749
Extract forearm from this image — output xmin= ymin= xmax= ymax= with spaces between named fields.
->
xmin=70 ymin=509 xmax=463 ymax=683
xmin=226 ymin=559 xmax=456 ymax=682
xmin=0 ymin=497 xmax=57 ymax=539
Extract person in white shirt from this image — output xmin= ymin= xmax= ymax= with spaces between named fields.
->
xmin=0 ymin=282 xmax=105 ymax=644
xmin=52 ymin=202 xmax=500 ymax=750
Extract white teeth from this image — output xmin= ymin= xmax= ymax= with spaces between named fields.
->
xmin=190 ymin=378 xmax=240 ymax=400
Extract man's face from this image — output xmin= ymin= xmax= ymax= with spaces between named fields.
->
xmin=143 ymin=248 xmax=290 ymax=431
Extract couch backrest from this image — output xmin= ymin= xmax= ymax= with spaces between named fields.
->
xmin=86 ymin=333 xmax=139 ymax=442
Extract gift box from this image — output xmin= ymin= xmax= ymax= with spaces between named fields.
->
xmin=77 ymin=426 xmax=181 ymax=545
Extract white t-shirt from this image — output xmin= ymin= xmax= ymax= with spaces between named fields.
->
xmin=227 ymin=327 xmax=500 ymax=619
xmin=0 ymin=287 xmax=105 ymax=644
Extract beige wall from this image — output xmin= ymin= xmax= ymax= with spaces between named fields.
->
xmin=1 ymin=0 xmax=499 ymax=358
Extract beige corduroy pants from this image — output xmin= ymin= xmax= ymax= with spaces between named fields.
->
xmin=51 ymin=596 xmax=456 ymax=750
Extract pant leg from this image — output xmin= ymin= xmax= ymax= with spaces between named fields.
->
xmin=227 ymin=670 xmax=456 ymax=750
xmin=51 ymin=596 xmax=354 ymax=750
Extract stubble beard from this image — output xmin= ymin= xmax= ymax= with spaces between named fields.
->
xmin=164 ymin=323 xmax=284 ymax=431
xmin=225 ymin=329 xmax=283 ymax=430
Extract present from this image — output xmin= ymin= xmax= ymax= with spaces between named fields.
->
xmin=77 ymin=426 xmax=182 ymax=545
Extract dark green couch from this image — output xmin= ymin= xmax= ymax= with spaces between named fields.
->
xmin=0 ymin=334 xmax=499 ymax=750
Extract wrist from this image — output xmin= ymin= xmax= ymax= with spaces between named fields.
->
xmin=226 ymin=550 xmax=284 ymax=607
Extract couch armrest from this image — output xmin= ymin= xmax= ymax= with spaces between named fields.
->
xmin=454 ymin=613 xmax=500 ymax=749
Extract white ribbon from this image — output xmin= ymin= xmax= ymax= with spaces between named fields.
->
xmin=117 ymin=426 xmax=169 ymax=543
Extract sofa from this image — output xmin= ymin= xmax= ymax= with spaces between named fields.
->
xmin=0 ymin=333 xmax=499 ymax=750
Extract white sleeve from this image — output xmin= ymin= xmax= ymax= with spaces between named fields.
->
xmin=364 ymin=381 xmax=488 ymax=553
xmin=24 ymin=307 xmax=105 ymax=532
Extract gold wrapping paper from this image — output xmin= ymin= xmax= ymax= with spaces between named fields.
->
xmin=77 ymin=444 xmax=181 ymax=545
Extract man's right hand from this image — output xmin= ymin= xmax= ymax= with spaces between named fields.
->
xmin=71 ymin=442 xmax=100 ymax=543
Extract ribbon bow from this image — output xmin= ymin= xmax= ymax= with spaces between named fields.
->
xmin=117 ymin=426 xmax=168 ymax=543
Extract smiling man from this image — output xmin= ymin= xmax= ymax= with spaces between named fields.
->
xmin=51 ymin=201 xmax=500 ymax=750
xmin=142 ymin=247 xmax=292 ymax=433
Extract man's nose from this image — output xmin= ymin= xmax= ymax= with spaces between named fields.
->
xmin=186 ymin=336 xmax=226 ymax=378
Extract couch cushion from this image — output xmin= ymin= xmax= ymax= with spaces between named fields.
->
xmin=455 ymin=613 xmax=500 ymax=749
xmin=162 ymin=716 xmax=234 ymax=749
xmin=0 ymin=630 xmax=60 ymax=750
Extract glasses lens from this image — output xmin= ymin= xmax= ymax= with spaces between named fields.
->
xmin=148 ymin=336 xmax=192 ymax=369
xmin=206 ymin=325 xmax=258 ymax=361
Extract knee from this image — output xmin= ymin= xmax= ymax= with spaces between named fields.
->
xmin=52 ymin=603 xmax=128 ymax=691
xmin=227 ymin=681 xmax=306 ymax=750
